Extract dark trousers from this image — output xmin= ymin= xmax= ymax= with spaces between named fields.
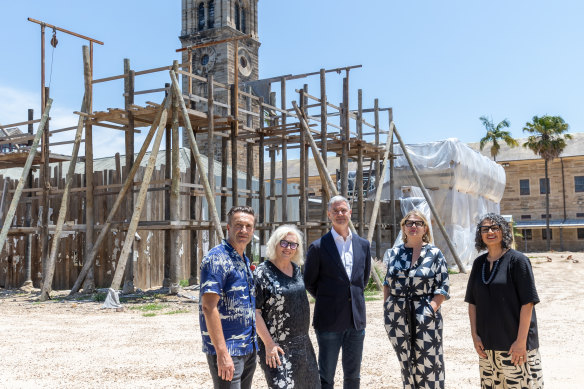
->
xmin=315 ymin=328 xmax=365 ymax=389
xmin=206 ymin=352 xmax=256 ymax=389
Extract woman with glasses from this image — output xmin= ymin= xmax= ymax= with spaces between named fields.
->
xmin=254 ymin=225 xmax=320 ymax=388
xmin=383 ymin=209 xmax=450 ymax=389
xmin=465 ymin=213 xmax=543 ymax=388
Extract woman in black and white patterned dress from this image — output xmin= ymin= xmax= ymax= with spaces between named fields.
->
xmin=383 ymin=209 xmax=450 ymax=389
xmin=465 ymin=213 xmax=543 ymax=389
xmin=255 ymin=225 xmax=320 ymax=389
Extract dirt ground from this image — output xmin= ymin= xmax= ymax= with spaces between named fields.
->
xmin=1 ymin=251 xmax=582 ymax=389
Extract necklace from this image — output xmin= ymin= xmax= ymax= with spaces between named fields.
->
xmin=481 ymin=249 xmax=508 ymax=285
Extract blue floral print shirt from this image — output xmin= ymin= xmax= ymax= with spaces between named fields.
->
xmin=199 ymin=239 xmax=257 ymax=356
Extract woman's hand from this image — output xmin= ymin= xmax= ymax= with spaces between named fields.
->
xmin=265 ymin=342 xmax=285 ymax=368
xmin=508 ymin=339 xmax=527 ymax=365
xmin=472 ymin=335 xmax=487 ymax=358
xmin=430 ymin=300 xmax=438 ymax=312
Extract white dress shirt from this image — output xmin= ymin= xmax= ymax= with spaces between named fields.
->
xmin=331 ymin=227 xmax=353 ymax=279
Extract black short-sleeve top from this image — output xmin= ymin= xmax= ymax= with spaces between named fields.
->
xmin=464 ymin=249 xmax=540 ymax=351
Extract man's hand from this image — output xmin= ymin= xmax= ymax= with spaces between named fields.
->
xmin=217 ymin=349 xmax=235 ymax=381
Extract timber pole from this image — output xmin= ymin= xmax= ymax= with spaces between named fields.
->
xmin=82 ymin=45 xmax=95 ymax=293
xmin=0 ymin=99 xmax=53 ymax=255
xmin=292 ymin=101 xmax=383 ymax=290
xmin=169 ymin=61 xmax=182 ymax=294
xmin=366 ymin=123 xmax=394 ymax=243
xmin=110 ymin=108 xmax=169 ymax=291
xmin=392 ymin=126 xmax=467 ymax=273
xmin=169 ymin=70 xmax=224 ymax=241
xmin=39 ymin=95 xmax=87 ymax=301
xmin=70 ymin=97 xmax=169 ymax=295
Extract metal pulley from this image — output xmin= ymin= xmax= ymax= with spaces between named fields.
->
xmin=50 ymin=28 xmax=58 ymax=48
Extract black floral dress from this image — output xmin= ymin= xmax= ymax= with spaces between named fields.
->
xmin=383 ymin=243 xmax=450 ymax=389
xmin=255 ymin=261 xmax=321 ymax=389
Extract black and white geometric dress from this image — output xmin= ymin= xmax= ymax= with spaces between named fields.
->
xmin=383 ymin=243 xmax=450 ymax=389
xmin=255 ymin=261 xmax=321 ymax=389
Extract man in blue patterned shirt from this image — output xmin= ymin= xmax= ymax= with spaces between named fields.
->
xmin=200 ymin=205 xmax=257 ymax=389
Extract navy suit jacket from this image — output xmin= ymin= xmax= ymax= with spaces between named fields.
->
xmin=304 ymin=230 xmax=371 ymax=331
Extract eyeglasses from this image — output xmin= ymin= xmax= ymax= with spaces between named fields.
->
xmin=479 ymin=225 xmax=501 ymax=234
xmin=279 ymin=240 xmax=299 ymax=250
xmin=404 ymin=220 xmax=425 ymax=228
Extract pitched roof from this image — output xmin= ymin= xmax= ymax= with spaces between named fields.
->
xmin=467 ymin=132 xmax=583 ymax=162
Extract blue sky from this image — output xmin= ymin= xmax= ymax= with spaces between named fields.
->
xmin=1 ymin=1 xmax=582 ymax=158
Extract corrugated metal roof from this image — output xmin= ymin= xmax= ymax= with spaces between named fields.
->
xmin=0 ymin=147 xmax=251 ymax=181
xmin=515 ymin=219 xmax=584 ymax=228
xmin=467 ymin=132 xmax=583 ymax=162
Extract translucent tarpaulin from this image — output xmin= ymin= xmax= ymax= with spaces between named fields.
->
xmin=374 ymin=138 xmax=505 ymax=269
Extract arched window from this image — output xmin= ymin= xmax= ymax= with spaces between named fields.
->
xmin=241 ymin=7 xmax=246 ymax=33
xmin=208 ymin=0 xmax=215 ymax=28
xmin=234 ymin=2 xmax=240 ymax=31
xmin=198 ymin=2 xmax=205 ymax=31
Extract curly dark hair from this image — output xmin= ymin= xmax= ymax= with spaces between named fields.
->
xmin=474 ymin=213 xmax=513 ymax=251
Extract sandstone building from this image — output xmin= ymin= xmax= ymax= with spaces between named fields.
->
xmin=469 ymin=132 xmax=584 ymax=252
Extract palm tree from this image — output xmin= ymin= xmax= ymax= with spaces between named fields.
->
xmin=523 ymin=115 xmax=572 ymax=251
xmin=479 ymin=116 xmax=518 ymax=161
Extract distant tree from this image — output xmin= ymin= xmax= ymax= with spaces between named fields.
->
xmin=479 ymin=116 xmax=518 ymax=161
xmin=522 ymin=115 xmax=572 ymax=251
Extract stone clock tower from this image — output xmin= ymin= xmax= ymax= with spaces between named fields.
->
xmin=180 ymin=0 xmax=260 ymax=109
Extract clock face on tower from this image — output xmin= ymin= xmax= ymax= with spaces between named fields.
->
xmin=193 ymin=47 xmax=217 ymax=75
xmin=238 ymin=47 xmax=253 ymax=77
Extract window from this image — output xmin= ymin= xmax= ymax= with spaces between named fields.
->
xmin=522 ymin=229 xmax=532 ymax=240
xmin=576 ymin=176 xmax=584 ymax=193
xmin=541 ymin=229 xmax=552 ymax=240
xmin=207 ymin=0 xmax=215 ymax=28
xmin=578 ymin=228 xmax=584 ymax=240
xmin=241 ymin=7 xmax=247 ymax=33
xmin=198 ymin=2 xmax=205 ymax=31
xmin=539 ymin=178 xmax=550 ymax=194
xmin=519 ymin=179 xmax=530 ymax=195
xmin=521 ymin=215 xmax=531 ymax=220
xmin=577 ymin=213 xmax=584 ymax=218
xmin=541 ymin=214 xmax=551 ymax=219
xmin=234 ymin=2 xmax=240 ymax=30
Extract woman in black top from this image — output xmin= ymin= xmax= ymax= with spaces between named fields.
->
xmin=465 ymin=213 xmax=543 ymax=389
xmin=255 ymin=225 xmax=320 ymax=389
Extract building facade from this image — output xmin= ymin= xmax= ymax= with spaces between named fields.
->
xmin=179 ymin=0 xmax=260 ymax=170
xmin=469 ymin=132 xmax=584 ymax=252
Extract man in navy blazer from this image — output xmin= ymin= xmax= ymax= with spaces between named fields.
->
xmin=304 ymin=195 xmax=371 ymax=389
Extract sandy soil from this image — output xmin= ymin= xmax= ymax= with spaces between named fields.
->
xmin=1 ymin=251 xmax=582 ymax=389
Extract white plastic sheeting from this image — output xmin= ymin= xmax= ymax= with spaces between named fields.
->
xmin=376 ymin=138 xmax=505 ymax=269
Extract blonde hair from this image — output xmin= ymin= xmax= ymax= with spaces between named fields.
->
xmin=400 ymin=209 xmax=432 ymax=244
xmin=265 ymin=225 xmax=305 ymax=265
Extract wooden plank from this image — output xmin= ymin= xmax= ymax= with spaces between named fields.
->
xmin=169 ymin=70 xmax=224 ymax=240
xmin=40 ymin=93 xmax=87 ymax=300
xmin=0 ymin=118 xmax=42 ymax=130
xmin=69 ymin=97 xmax=169 ymax=295
xmin=320 ymin=69 xmax=329 ymax=235
xmin=110 ymin=107 xmax=169 ymax=290
xmin=169 ymin=62 xmax=182 ymax=293
xmin=0 ymin=99 xmax=52 ymax=256
xmin=281 ymin=77 xmax=288 ymax=220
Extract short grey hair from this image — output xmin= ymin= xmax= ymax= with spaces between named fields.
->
xmin=328 ymin=195 xmax=350 ymax=210
xmin=265 ymin=225 xmax=305 ymax=266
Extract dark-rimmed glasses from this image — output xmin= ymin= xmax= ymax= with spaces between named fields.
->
xmin=479 ymin=225 xmax=501 ymax=234
xmin=279 ymin=239 xmax=299 ymax=250
xmin=404 ymin=220 xmax=425 ymax=228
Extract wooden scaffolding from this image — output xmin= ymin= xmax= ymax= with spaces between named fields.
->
xmin=0 ymin=40 xmax=404 ymax=297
